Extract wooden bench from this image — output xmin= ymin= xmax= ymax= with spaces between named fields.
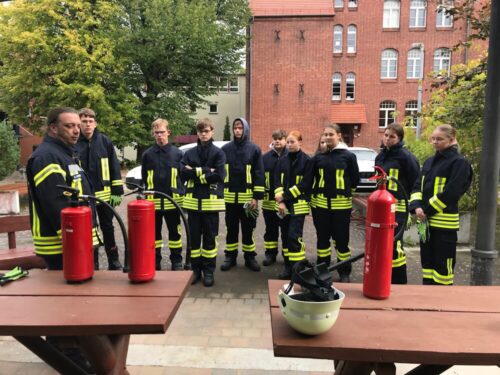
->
xmin=0 ymin=215 xmax=46 ymax=270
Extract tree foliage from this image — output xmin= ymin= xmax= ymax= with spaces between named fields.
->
xmin=0 ymin=120 xmax=19 ymax=181
xmin=0 ymin=0 xmax=250 ymax=154
xmin=223 ymin=115 xmax=231 ymax=141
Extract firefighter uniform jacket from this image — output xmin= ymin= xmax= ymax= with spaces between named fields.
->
xmin=263 ymin=147 xmax=288 ymax=211
xmin=375 ymin=141 xmax=420 ymax=213
xmin=27 ymin=136 xmax=95 ymax=256
xmin=410 ymin=145 xmax=472 ymax=230
xmin=141 ymin=143 xmax=184 ymax=210
xmin=311 ymin=145 xmax=360 ymax=210
xmin=181 ymin=139 xmax=226 ymax=212
xmin=222 ymin=118 xmax=265 ymax=204
xmin=76 ymin=129 xmax=123 ymax=202
xmin=274 ymin=150 xmax=313 ymax=215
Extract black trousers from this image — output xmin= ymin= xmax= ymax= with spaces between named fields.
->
xmin=262 ymin=209 xmax=288 ymax=257
xmin=282 ymin=214 xmax=306 ymax=262
xmin=224 ymin=203 xmax=257 ymax=259
xmin=155 ymin=210 xmax=182 ymax=264
xmin=188 ymin=211 xmax=219 ymax=273
xmin=96 ymin=203 xmax=116 ymax=251
xmin=420 ymin=228 xmax=457 ymax=285
xmin=40 ymin=254 xmax=63 ymax=270
xmin=392 ymin=212 xmax=408 ymax=284
xmin=312 ymin=207 xmax=352 ymax=276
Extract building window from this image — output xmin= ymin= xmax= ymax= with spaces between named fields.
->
xmin=405 ymin=100 xmax=418 ymax=127
xmin=381 ymin=49 xmax=398 ymax=79
xmin=346 ymin=72 xmax=355 ymax=101
xmin=209 ymin=104 xmax=218 ymax=114
xmin=332 ymin=73 xmax=342 ymax=100
xmin=348 ymin=0 xmax=357 ymax=8
xmin=333 ymin=25 xmax=343 ymax=53
xmin=436 ymin=7 xmax=453 ymax=27
xmin=228 ymin=78 xmax=239 ymax=92
xmin=347 ymin=25 xmax=357 ymax=53
xmin=335 ymin=0 xmax=343 ymax=8
xmin=407 ymin=48 xmax=423 ymax=79
xmin=433 ymin=48 xmax=451 ymax=75
xmin=383 ymin=0 xmax=400 ymax=28
xmin=409 ymin=0 xmax=427 ymax=28
xmin=379 ymin=101 xmax=396 ymax=128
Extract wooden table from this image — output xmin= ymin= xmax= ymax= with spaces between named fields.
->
xmin=268 ymin=280 xmax=500 ymax=375
xmin=0 ymin=270 xmax=192 ymax=375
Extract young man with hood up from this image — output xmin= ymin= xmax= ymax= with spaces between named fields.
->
xmin=220 ymin=118 xmax=265 ymax=272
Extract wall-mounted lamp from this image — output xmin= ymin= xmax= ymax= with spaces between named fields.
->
xmin=274 ymin=83 xmax=280 ymax=94
xmin=299 ymin=30 xmax=305 ymax=41
xmin=274 ymin=30 xmax=281 ymax=42
xmin=299 ymin=83 xmax=304 ymax=95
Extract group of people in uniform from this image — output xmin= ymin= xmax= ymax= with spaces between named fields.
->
xmin=27 ymin=107 xmax=472 ymax=290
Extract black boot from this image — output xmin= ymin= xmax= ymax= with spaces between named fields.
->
xmin=316 ymin=255 xmax=331 ymax=267
xmin=191 ymin=267 xmax=202 ymax=285
xmin=262 ymin=253 xmax=277 ymax=266
xmin=93 ymin=246 xmax=99 ymax=270
xmin=203 ymin=270 xmax=214 ymax=287
xmin=245 ymin=257 xmax=261 ymax=272
xmin=278 ymin=259 xmax=293 ymax=280
xmin=220 ymin=256 xmax=237 ymax=271
xmin=106 ymin=246 xmax=123 ymax=271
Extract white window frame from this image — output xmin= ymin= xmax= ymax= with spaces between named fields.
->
xmin=347 ymin=25 xmax=357 ymax=53
xmin=383 ymin=0 xmax=400 ymax=28
xmin=433 ymin=48 xmax=451 ymax=75
xmin=407 ymin=48 xmax=423 ymax=79
xmin=209 ymin=103 xmax=218 ymax=114
xmin=334 ymin=0 xmax=344 ymax=8
xmin=346 ymin=72 xmax=355 ymax=101
xmin=410 ymin=0 xmax=427 ymax=28
xmin=381 ymin=49 xmax=398 ymax=79
xmin=228 ymin=78 xmax=239 ymax=93
xmin=333 ymin=25 xmax=343 ymax=53
xmin=348 ymin=0 xmax=358 ymax=8
xmin=405 ymin=100 xmax=418 ymax=127
xmin=436 ymin=7 xmax=453 ymax=27
xmin=332 ymin=73 xmax=342 ymax=100
xmin=379 ymin=101 xmax=396 ymax=128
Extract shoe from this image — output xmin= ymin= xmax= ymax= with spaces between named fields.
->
xmin=191 ymin=269 xmax=202 ymax=285
xmin=339 ymin=274 xmax=351 ymax=283
xmin=278 ymin=269 xmax=292 ymax=280
xmin=171 ymin=262 xmax=183 ymax=271
xmin=203 ymin=271 xmax=214 ymax=287
xmin=220 ymin=256 xmax=237 ymax=271
xmin=61 ymin=347 xmax=95 ymax=374
xmin=106 ymin=247 xmax=123 ymax=271
xmin=262 ymin=254 xmax=277 ymax=266
xmin=245 ymin=258 xmax=261 ymax=272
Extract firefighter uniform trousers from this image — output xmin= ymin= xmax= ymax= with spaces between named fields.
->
xmin=420 ymin=229 xmax=457 ymax=285
xmin=263 ymin=208 xmax=288 ymax=259
xmin=313 ymin=207 xmax=351 ymax=275
xmin=155 ymin=210 xmax=182 ymax=266
xmin=188 ymin=211 xmax=219 ymax=273
xmin=225 ymin=203 xmax=257 ymax=260
xmin=281 ymin=213 xmax=305 ymax=263
xmin=392 ymin=211 xmax=407 ymax=284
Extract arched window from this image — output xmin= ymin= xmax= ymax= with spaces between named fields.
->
xmin=347 ymin=25 xmax=357 ymax=53
xmin=333 ymin=25 xmax=343 ymax=53
xmin=407 ymin=48 xmax=423 ymax=79
xmin=410 ymin=0 xmax=427 ymax=28
xmin=383 ymin=0 xmax=400 ymax=28
xmin=332 ymin=73 xmax=342 ymax=100
xmin=405 ymin=100 xmax=418 ymax=127
xmin=381 ymin=49 xmax=398 ymax=79
xmin=433 ymin=48 xmax=451 ymax=75
xmin=346 ymin=72 xmax=355 ymax=100
xmin=379 ymin=101 xmax=396 ymax=128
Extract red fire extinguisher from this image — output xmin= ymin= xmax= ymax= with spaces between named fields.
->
xmin=60 ymin=188 xmax=94 ymax=283
xmin=363 ymin=166 xmax=408 ymax=299
xmin=127 ymin=195 xmax=156 ymax=283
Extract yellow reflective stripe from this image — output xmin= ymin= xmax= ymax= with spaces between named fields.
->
xmin=147 ymin=170 xmax=154 ymax=189
xmin=226 ymin=243 xmax=238 ymax=251
xmin=242 ymin=243 xmax=256 ymax=252
xmin=202 ymin=247 xmax=218 ymax=258
xmin=169 ymin=239 xmax=182 ymax=249
xmin=111 ymin=179 xmax=123 ymax=186
xmin=155 ymin=240 xmax=163 ymax=248
xmin=147 ymin=197 xmax=183 ymax=210
xmin=420 ymin=175 xmax=425 ymax=191
xmin=101 ymin=158 xmax=110 ymax=181
xmin=312 ymin=195 xmax=352 ymax=210
xmin=275 ymin=187 xmax=284 ymax=195
xmin=392 ymin=240 xmax=406 ymax=267
xmin=428 ymin=212 xmax=459 ymax=229
xmin=171 ymin=168 xmax=177 ymax=189
xmin=265 ymin=171 xmax=270 ymax=189
xmin=289 ymin=185 xmax=301 ymax=198
xmin=429 ymin=195 xmax=447 ymax=212
xmin=280 ymin=172 xmax=284 ymax=185
xmin=336 ymin=169 xmax=345 ymax=190
xmin=289 ymin=238 xmax=306 ymax=261
xmin=317 ymin=247 xmax=331 ymax=257
xmin=318 ymin=168 xmax=325 ymax=188
xmin=196 ymin=167 xmax=202 ymax=177
xmin=422 ymin=268 xmax=433 ymax=280
xmin=71 ymin=178 xmax=83 ymax=195
xmin=410 ymin=192 xmax=422 ymax=202
xmin=431 ymin=265 xmax=454 ymax=285
xmin=191 ymin=248 xmax=201 ymax=258
xmin=246 ymin=165 xmax=252 ymax=184
xmin=293 ymin=200 xmax=310 ymax=215
xmin=182 ymin=197 xmax=199 ymax=210
xmin=224 ymin=164 xmax=229 ymax=183
xmin=31 ymin=202 xmax=40 ymax=237
xmin=264 ymin=241 xmax=278 ymax=249
xmin=200 ymin=174 xmax=207 ymax=184
xmin=395 ymin=200 xmax=406 ymax=212
xmin=254 ymin=186 xmax=265 ymax=192
xmin=34 ymin=164 xmax=66 ymax=186
xmin=262 ymin=200 xmax=278 ymax=210
xmin=388 ymin=168 xmax=398 ymax=191
xmin=434 ymin=177 xmax=446 ymax=195
xmin=200 ymin=199 xmax=225 ymax=211
xmin=282 ymin=248 xmax=289 ymax=257
xmin=336 ymin=249 xmax=351 ymax=261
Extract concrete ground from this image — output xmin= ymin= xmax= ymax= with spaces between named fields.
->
xmin=1 ymin=175 xmax=499 ymax=374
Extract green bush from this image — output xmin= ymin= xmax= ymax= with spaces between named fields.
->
xmin=223 ymin=116 xmax=231 ymax=141
xmin=0 ymin=121 xmax=19 ymax=181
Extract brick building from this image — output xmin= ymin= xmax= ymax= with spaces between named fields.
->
xmin=247 ymin=0 xmax=484 ymax=153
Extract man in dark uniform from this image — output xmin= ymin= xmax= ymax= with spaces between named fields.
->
xmin=76 ymin=108 xmax=124 ymax=270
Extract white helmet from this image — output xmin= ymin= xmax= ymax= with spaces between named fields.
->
xmin=278 ymin=286 xmax=345 ymax=335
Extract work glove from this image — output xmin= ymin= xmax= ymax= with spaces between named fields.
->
xmin=416 ymin=220 xmax=430 ymax=243
xmin=0 ymin=266 xmax=29 ymax=286
xmin=109 ymin=195 xmax=122 ymax=207
xmin=243 ymin=202 xmax=259 ymax=219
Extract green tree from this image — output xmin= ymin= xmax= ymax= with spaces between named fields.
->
xmin=223 ymin=116 xmax=231 ymax=141
xmin=0 ymin=120 xmax=19 ymax=181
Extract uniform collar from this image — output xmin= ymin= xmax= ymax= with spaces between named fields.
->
xmin=437 ymin=144 xmax=459 ymax=159
xmin=45 ymin=135 xmax=76 ymax=157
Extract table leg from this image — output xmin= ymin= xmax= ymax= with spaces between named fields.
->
xmin=14 ymin=336 xmax=88 ymax=375
xmin=78 ymin=334 xmax=131 ymax=375
xmin=334 ymin=361 xmax=396 ymax=375
xmin=404 ymin=365 xmax=453 ymax=375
